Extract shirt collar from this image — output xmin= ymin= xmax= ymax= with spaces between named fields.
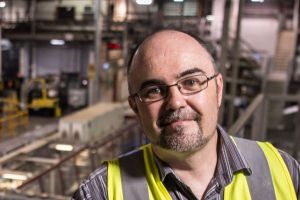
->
xmin=154 ymin=125 xmax=251 ymax=186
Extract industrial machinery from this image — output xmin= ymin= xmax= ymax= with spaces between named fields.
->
xmin=0 ymin=91 xmax=28 ymax=138
xmin=27 ymin=78 xmax=61 ymax=117
xmin=59 ymin=72 xmax=88 ymax=109
xmin=0 ymin=101 xmax=143 ymax=199
xmin=59 ymin=102 xmax=124 ymax=143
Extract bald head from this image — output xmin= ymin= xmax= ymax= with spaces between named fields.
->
xmin=127 ymin=29 xmax=217 ymax=94
xmin=128 ymin=30 xmax=216 ymax=74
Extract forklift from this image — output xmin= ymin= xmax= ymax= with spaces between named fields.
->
xmin=27 ymin=78 xmax=61 ymax=117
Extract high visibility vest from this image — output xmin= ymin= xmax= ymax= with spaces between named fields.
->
xmin=107 ymin=137 xmax=297 ymax=200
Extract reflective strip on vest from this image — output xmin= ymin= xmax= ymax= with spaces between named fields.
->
xmin=107 ymin=139 xmax=296 ymax=200
xmin=107 ymin=144 xmax=172 ymax=200
xmin=227 ymin=137 xmax=276 ymax=199
xmin=257 ymin=142 xmax=296 ymax=200
xmin=107 ymin=159 xmax=123 ymax=200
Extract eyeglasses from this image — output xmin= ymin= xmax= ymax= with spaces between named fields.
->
xmin=130 ymin=73 xmax=219 ymax=103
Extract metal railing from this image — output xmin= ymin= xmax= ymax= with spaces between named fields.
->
xmin=228 ymin=93 xmax=266 ymax=139
xmin=11 ymin=120 xmax=144 ymax=199
xmin=228 ymin=93 xmax=300 ymax=159
xmin=0 ymin=98 xmax=29 ymax=139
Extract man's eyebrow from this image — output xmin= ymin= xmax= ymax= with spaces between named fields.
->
xmin=177 ymin=68 xmax=206 ymax=78
xmin=138 ymin=68 xmax=205 ymax=91
xmin=139 ymin=79 xmax=165 ymax=90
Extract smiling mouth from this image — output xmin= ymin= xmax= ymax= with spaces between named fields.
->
xmin=161 ymin=119 xmax=194 ymax=127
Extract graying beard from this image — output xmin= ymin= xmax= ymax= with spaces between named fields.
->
xmin=159 ymin=126 xmax=208 ymax=152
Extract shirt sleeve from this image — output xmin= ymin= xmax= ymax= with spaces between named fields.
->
xmin=72 ymin=163 xmax=108 ymax=200
xmin=278 ymin=149 xmax=300 ymax=198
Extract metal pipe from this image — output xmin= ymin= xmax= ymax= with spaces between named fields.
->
xmin=17 ymin=145 xmax=88 ymax=190
xmin=94 ymin=0 xmax=102 ymax=103
xmin=218 ymin=0 xmax=231 ymax=124
xmin=267 ymin=94 xmax=300 ymax=101
xmin=0 ymin=23 xmax=2 ymax=82
xmin=29 ymin=0 xmax=37 ymax=78
xmin=293 ymin=100 xmax=300 ymax=159
xmin=17 ymin=121 xmax=140 ymax=190
xmin=293 ymin=0 xmax=299 ymax=39
xmin=227 ymin=0 xmax=244 ymax=127
xmin=0 ymin=7 xmax=2 ymax=82
xmin=228 ymin=93 xmax=264 ymax=136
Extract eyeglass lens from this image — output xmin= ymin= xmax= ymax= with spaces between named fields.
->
xmin=138 ymin=75 xmax=208 ymax=102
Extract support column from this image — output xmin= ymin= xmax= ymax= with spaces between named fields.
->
xmin=227 ymin=0 xmax=244 ymax=127
xmin=0 ymin=22 xmax=2 ymax=81
xmin=90 ymin=0 xmax=102 ymax=105
xmin=218 ymin=0 xmax=231 ymax=125
xmin=29 ymin=0 xmax=37 ymax=79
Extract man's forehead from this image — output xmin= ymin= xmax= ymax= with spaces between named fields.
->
xmin=128 ymin=30 xmax=216 ymax=88
xmin=139 ymin=30 xmax=202 ymax=53
xmin=131 ymin=32 xmax=212 ymax=67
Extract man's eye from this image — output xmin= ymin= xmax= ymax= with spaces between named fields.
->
xmin=141 ymin=86 xmax=163 ymax=98
xmin=182 ymin=78 xmax=201 ymax=88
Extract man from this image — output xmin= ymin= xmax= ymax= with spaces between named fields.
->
xmin=73 ymin=29 xmax=300 ymax=200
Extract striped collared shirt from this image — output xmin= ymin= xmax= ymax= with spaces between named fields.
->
xmin=72 ymin=126 xmax=300 ymax=200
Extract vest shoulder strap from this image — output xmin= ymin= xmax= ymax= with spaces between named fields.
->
xmin=110 ymin=145 xmax=172 ymax=200
xmin=233 ymin=137 xmax=276 ymax=199
xmin=118 ymin=149 xmax=149 ymax=200
xmin=232 ymin=137 xmax=297 ymax=200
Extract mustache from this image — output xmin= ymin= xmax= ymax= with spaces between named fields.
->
xmin=157 ymin=109 xmax=201 ymax=127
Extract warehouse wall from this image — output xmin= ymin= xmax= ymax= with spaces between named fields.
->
xmin=1 ymin=0 xmax=27 ymax=22
xmin=211 ymin=0 xmax=279 ymax=56
xmin=35 ymin=43 xmax=90 ymax=76
xmin=36 ymin=0 xmax=107 ymax=21
xmin=241 ymin=17 xmax=279 ymax=57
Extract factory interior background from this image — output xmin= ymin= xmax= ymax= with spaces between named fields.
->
xmin=0 ymin=0 xmax=299 ymax=199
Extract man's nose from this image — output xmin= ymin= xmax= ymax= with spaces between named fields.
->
xmin=165 ymin=85 xmax=187 ymax=110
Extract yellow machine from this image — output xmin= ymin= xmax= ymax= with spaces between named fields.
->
xmin=27 ymin=78 xmax=61 ymax=117
xmin=0 ymin=91 xmax=29 ymax=138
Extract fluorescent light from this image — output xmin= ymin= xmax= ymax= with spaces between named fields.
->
xmin=135 ymin=0 xmax=152 ymax=5
xmin=50 ymin=39 xmax=65 ymax=46
xmin=251 ymin=0 xmax=264 ymax=2
xmin=0 ymin=1 xmax=6 ymax=8
xmin=55 ymin=144 xmax=73 ymax=152
xmin=173 ymin=0 xmax=184 ymax=2
xmin=103 ymin=62 xmax=110 ymax=70
xmin=206 ymin=15 xmax=214 ymax=21
xmin=283 ymin=105 xmax=299 ymax=115
xmin=2 ymin=173 xmax=28 ymax=181
xmin=82 ymin=79 xmax=88 ymax=86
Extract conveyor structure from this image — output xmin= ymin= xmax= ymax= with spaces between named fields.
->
xmin=0 ymin=101 xmax=141 ymax=199
xmin=59 ymin=102 xmax=125 ymax=142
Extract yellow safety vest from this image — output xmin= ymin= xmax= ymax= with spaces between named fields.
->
xmin=107 ymin=137 xmax=297 ymax=200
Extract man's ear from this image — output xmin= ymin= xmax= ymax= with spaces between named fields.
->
xmin=128 ymin=96 xmax=138 ymax=114
xmin=216 ymin=74 xmax=223 ymax=108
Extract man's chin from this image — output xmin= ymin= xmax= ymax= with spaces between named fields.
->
xmin=158 ymin=131 xmax=204 ymax=152
xmin=161 ymin=123 xmax=197 ymax=136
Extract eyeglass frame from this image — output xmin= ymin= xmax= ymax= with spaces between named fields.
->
xmin=129 ymin=73 xmax=220 ymax=103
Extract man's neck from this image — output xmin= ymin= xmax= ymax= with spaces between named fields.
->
xmin=152 ymin=130 xmax=219 ymax=199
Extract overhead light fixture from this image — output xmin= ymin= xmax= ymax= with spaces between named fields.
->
xmin=283 ymin=105 xmax=299 ymax=115
xmin=55 ymin=144 xmax=73 ymax=152
xmin=206 ymin=15 xmax=214 ymax=21
xmin=173 ymin=0 xmax=184 ymax=2
xmin=135 ymin=0 xmax=152 ymax=5
xmin=50 ymin=39 xmax=65 ymax=46
xmin=0 ymin=1 xmax=6 ymax=8
xmin=103 ymin=62 xmax=110 ymax=70
xmin=251 ymin=0 xmax=264 ymax=2
xmin=2 ymin=173 xmax=28 ymax=181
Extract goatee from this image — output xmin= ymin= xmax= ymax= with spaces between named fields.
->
xmin=156 ymin=108 xmax=208 ymax=152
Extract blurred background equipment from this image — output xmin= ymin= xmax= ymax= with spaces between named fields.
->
xmin=27 ymin=77 xmax=61 ymax=117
